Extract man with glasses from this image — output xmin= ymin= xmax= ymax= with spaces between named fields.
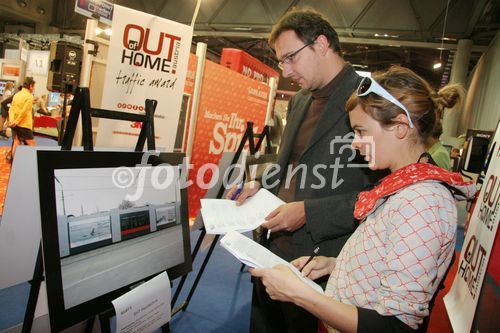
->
xmin=230 ymin=7 xmax=377 ymax=333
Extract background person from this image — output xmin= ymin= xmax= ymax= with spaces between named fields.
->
xmin=35 ymin=94 xmax=50 ymax=116
xmin=427 ymin=121 xmax=454 ymax=170
xmin=227 ymin=8 xmax=375 ymax=332
xmin=9 ymin=77 xmax=37 ymax=160
xmin=0 ymin=81 xmax=15 ymax=138
xmin=250 ymin=66 xmax=476 ymax=333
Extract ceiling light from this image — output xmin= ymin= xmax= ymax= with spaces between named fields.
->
xmin=37 ymin=6 xmax=45 ymax=15
xmin=95 ymin=27 xmax=103 ymax=35
xmin=104 ymin=28 xmax=112 ymax=36
xmin=232 ymin=27 xmax=252 ymax=31
xmin=374 ymin=33 xmax=379 ymax=37
xmin=17 ymin=0 xmax=27 ymax=8
xmin=434 ymin=0 xmax=450 ymax=70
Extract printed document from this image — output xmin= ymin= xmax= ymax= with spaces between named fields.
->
xmin=112 ymin=271 xmax=171 ymax=333
xmin=201 ymin=188 xmax=284 ymax=234
xmin=220 ymin=231 xmax=324 ymax=294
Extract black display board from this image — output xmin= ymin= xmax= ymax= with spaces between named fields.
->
xmin=37 ymin=151 xmax=191 ymax=332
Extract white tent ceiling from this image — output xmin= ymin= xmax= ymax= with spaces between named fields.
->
xmin=1 ymin=0 xmax=498 ymax=89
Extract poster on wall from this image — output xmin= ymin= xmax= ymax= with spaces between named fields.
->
xmin=187 ymin=60 xmax=270 ymax=218
xmin=1 ymin=64 xmax=21 ymax=77
xmin=27 ymin=50 xmax=50 ymax=75
xmin=443 ymin=123 xmax=500 ymax=333
xmin=96 ymin=5 xmax=193 ymax=151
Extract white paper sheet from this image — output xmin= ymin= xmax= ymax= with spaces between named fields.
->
xmin=112 ymin=271 xmax=171 ymax=333
xmin=201 ymin=188 xmax=284 ymax=234
xmin=220 ymin=231 xmax=324 ymax=294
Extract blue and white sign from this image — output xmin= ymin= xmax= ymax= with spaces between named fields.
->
xmin=74 ymin=0 xmax=114 ymax=25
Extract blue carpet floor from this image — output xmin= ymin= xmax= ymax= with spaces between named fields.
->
xmin=0 ymin=230 xmax=253 ymax=332
xmin=169 ymin=231 xmax=252 ymax=333
xmin=0 ymin=227 xmax=465 ymax=333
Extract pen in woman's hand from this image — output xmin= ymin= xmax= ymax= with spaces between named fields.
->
xmin=299 ymin=246 xmax=320 ymax=272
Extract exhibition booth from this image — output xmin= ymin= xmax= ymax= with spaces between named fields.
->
xmin=0 ymin=2 xmax=498 ymax=333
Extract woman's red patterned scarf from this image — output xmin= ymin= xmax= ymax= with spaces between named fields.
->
xmin=354 ymin=163 xmax=476 ymax=221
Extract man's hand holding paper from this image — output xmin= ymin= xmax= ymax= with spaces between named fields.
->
xmin=261 ymin=201 xmax=306 ymax=233
xmin=201 ymin=188 xmax=284 ymax=234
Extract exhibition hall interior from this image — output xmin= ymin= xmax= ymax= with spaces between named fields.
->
xmin=0 ymin=0 xmax=499 ymax=332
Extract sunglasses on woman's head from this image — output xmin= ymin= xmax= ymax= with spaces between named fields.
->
xmin=357 ymin=77 xmax=415 ymax=128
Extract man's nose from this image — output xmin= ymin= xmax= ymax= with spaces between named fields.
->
xmin=280 ymin=62 xmax=292 ymax=78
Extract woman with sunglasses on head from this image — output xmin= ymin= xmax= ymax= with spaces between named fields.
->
xmin=249 ymin=66 xmax=476 ymax=333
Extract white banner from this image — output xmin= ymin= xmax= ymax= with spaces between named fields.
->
xmin=19 ymin=39 xmax=29 ymax=61
xmin=96 ymin=5 xmax=193 ymax=151
xmin=27 ymin=50 xmax=50 ymax=75
xmin=444 ymin=124 xmax=500 ymax=333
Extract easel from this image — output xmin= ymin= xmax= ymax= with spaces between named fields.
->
xmin=57 ymin=82 xmax=73 ymax=146
xmin=171 ymin=121 xmax=273 ymax=315
xmin=22 ymin=86 xmax=163 ymax=333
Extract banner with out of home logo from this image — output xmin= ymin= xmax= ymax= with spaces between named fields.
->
xmin=444 ymin=124 xmax=500 ymax=333
xmin=96 ymin=5 xmax=193 ymax=151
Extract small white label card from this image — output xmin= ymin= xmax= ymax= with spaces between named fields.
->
xmin=112 ymin=271 xmax=171 ymax=333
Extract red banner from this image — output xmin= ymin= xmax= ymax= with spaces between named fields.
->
xmin=187 ymin=59 xmax=270 ymax=218
xmin=220 ymin=48 xmax=279 ymax=84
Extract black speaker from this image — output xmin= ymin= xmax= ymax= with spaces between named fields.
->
xmin=47 ymin=41 xmax=83 ymax=92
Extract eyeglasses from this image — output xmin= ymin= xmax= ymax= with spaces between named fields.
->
xmin=357 ymin=77 xmax=414 ymax=128
xmin=278 ymin=42 xmax=314 ymax=70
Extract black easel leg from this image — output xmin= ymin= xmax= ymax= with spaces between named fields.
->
xmin=98 ymin=313 xmax=111 ymax=333
xmin=85 ymin=316 xmax=96 ymax=333
xmin=172 ymin=122 xmax=267 ymax=315
xmin=161 ymin=322 xmax=170 ymax=333
xmin=171 ymin=228 xmax=206 ymax=308
xmin=58 ymin=84 xmax=69 ymax=145
xmin=22 ymin=243 xmax=44 ymax=333
xmin=183 ymin=234 xmax=220 ymax=311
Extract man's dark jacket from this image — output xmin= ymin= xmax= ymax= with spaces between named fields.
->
xmin=263 ymin=65 xmax=372 ymax=260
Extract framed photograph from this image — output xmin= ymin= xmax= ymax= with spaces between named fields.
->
xmin=37 ymin=151 xmax=191 ymax=332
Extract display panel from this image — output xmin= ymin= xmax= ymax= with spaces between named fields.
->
xmin=37 ymin=151 xmax=191 ymax=332
xmin=0 ymin=80 xmax=14 ymax=96
xmin=47 ymin=92 xmax=60 ymax=107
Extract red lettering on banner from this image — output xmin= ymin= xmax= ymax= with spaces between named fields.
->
xmin=130 ymin=122 xmax=143 ymax=129
xmin=123 ymin=24 xmax=181 ymax=60
xmin=116 ymin=102 xmax=144 ymax=112
xmin=479 ymin=175 xmax=499 ymax=231
xmin=459 ymin=234 xmax=488 ymax=298
xmin=242 ymin=65 xmax=252 ymax=77
xmin=483 ymin=175 xmax=499 ymax=207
